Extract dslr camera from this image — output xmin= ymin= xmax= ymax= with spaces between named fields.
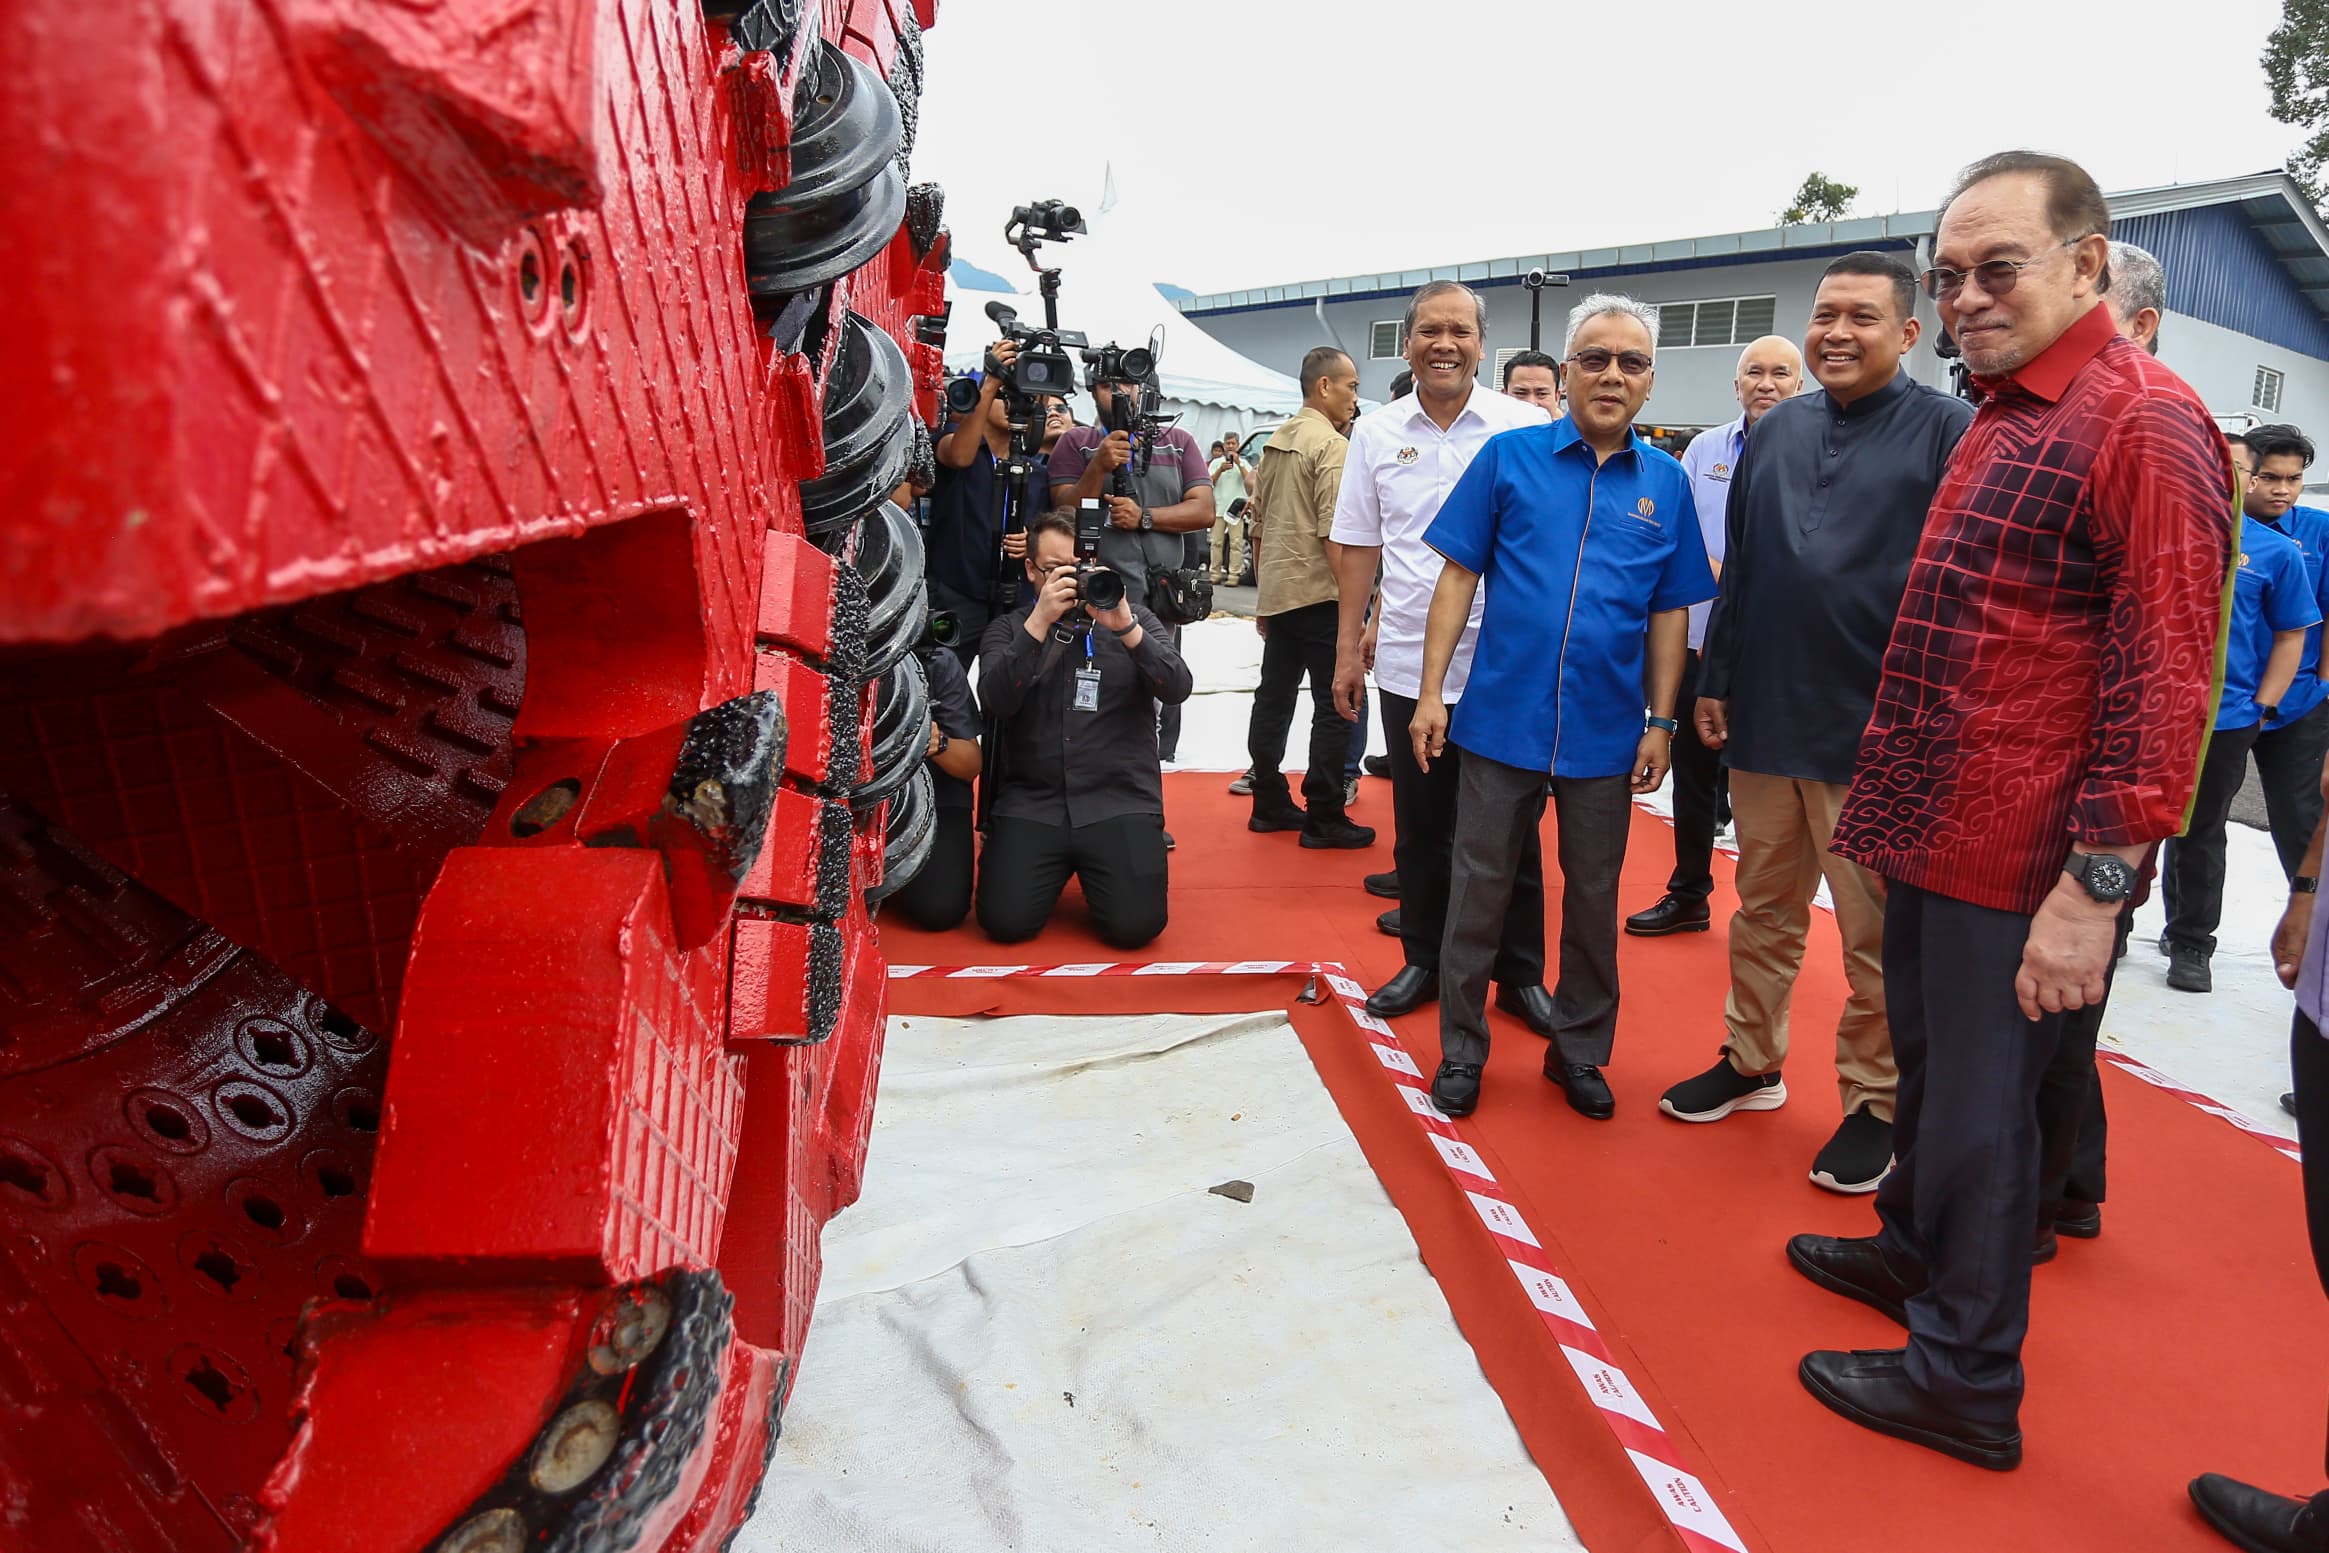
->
xmin=1053 ymin=498 xmax=1123 ymax=641
xmin=984 ymin=300 xmax=1084 ymax=403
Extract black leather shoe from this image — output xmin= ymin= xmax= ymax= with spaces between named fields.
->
xmin=1494 ymin=983 xmax=1559 ymax=1040
xmin=1798 ymin=1348 xmax=2022 ymax=1470
xmin=2032 ymin=1229 xmax=2058 ymax=1265
xmin=1543 ymin=1056 xmax=1614 ymax=1119
xmin=1624 ymin=893 xmax=1711 ymax=937
xmin=1249 ymin=802 xmax=1306 ymax=833
xmin=1785 ymin=1233 xmax=1917 ymax=1327
xmin=1300 ymin=816 xmax=1376 ymax=849
xmin=1366 ymin=965 xmax=1438 ymax=1017
xmin=1363 ymin=870 xmax=1401 ymax=900
xmin=2055 ymin=1202 xmax=2102 ymax=1239
xmin=2189 ymin=1473 xmax=2329 ymax=1552
xmin=1363 ymin=754 xmax=1391 ymax=779
xmin=1376 ymin=908 xmax=1401 ymax=939
xmin=1431 ymin=1061 xmax=1482 ymax=1117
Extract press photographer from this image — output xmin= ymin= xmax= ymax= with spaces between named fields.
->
xmin=1046 ymin=370 xmax=1215 ymax=619
xmin=924 ymin=337 xmax=1064 ymax=668
xmin=884 ymin=637 xmax=985 ymax=930
xmin=975 ymin=505 xmax=1192 ymax=948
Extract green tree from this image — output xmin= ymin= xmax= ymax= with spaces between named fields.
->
xmin=2265 ymin=0 xmax=2329 ymax=203
xmin=1778 ymin=172 xmax=1858 ymax=227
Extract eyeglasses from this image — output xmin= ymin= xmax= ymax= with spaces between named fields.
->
xmin=1920 ymin=239 xmax=2081 ymax=301
xmin=1567 ymin=348 xmax=1653 ymax=377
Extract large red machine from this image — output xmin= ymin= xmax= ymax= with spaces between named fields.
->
xmin=0 ymin=1 xmax=948 ymax=1547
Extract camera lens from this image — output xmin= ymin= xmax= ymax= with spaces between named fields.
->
xmin=1120 ymin=347 xmax=1154 ymax=380
xmin=1082 ymin=566 xmax=1124 ymax=612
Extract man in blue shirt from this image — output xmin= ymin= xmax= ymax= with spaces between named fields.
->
xmin=1411 ymin=295 xmax=1717 ymax=1119
xmin=2160 ymin=508 xmax=2317 ymax=991
xmin=2235 ymin=425 xmax=2329 ymax=885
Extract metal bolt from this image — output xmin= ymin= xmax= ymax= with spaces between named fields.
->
xmin=435 ymin=1507 xmax=525 ymax=1553
xmin=510 ymin=778 xmax=581 ymax=838
xmin=588 ymin=1285 xmax=673 ymax=1375
xmin=529 ymin=1400 xmax=619 ymax=1494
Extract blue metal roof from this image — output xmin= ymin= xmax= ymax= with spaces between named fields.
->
xmin=1179 ymin=172 xmax=2329 ymax=361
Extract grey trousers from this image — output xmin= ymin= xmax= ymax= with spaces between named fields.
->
xmin=1440 ymin=747 xmax=1633 ymax=1070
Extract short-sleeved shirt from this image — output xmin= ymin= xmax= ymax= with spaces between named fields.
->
xmin=1679 ymin=416 xmax=1745 ymax=650
xmin=2260 ymin=503 xmax=2329 ymax=728
xmin=1832 ymin=303 xmax=2236 ymax=916
xmin=1329 ymin=388 xmax=1551 ymax=700
xmin=1046 ymin=425 xmax=1213 ymax=603
xmin=2220 ymin=516 xmax=2320 ymax=730
xmin=924 ymin=434 xmax=1045 ymax=601
xmin=1424 ymin=418 xmax=1716 ymax=778
xmin=1249 ymin=407 xmax=1347 ymax=617
xmin=1210 ymin=455 xmax=1254 ymax=516
xmin=924 ymin=647 xmax=983 ymax=812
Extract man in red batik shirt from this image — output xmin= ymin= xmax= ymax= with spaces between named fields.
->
xmin=1783 ymin=151 xmax=2233 ymax=1470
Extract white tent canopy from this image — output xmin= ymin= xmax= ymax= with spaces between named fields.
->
xmin=942 ymin=236 xmax=1303 ymax=452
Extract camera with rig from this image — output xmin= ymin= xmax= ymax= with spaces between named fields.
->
xmin=1055 ymin=498 xmax=1125 ymax=640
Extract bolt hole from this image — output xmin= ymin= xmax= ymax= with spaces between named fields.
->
xmin=144 ymin=1104 xmax=193 ymax=1140
xmin=333 ymin=1274 xmax=372 ymax=1301
xmin=194 ymin=1248 xmax=242 ymax=1292
xmin=94 ymin=1261 xmax=142 ymax=1302
xmin=313 ymin=1003 xmax=363 ymax=1043
xmin=519 ymin=249 xmax=542 ymax=303
xmin=344 ymin=1100 xmax=378 ymax=1134
xmin=318 ymin=1166 xmax=356 ymax=1198
xmin=511 ymin=777 xmax=582 ymax=838
xmin=0 ymin=1152 xmax=50 ymax=1199
xmin=184 ymin=1358 xmax=236 ymax=1412
xmin=251 ymin=1031 xmax=296 ymax=1069
xmin=243 ymin=1196 xmax=286 ymax=1231
xmin=560 ymin=260 xmax=578 ymax=311
xmin=226 ymin=1094 xmax=280 ymax=1130
xmin=108 ymin=1161 xmax=160 ymax=1201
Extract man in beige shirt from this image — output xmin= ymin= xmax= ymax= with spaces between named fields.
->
xmin=1243 ymin=346 xmax=1373 ymax=848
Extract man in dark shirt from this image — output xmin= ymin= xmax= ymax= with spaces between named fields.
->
xmin=975 ymin=507 xmax=1193 ymax=948
xmin=926 ymin=338 xmax=1056 ymax=669
xmin=884 ymin=646 xmax=984 ymax=931
xmin=1793 ymin=152 xmax=2232 ymax=1470
xmin=1669 ymin=253 xmax=1973 ymax=1197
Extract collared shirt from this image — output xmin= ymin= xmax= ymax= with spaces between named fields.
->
xmin=977 ymin=600 xmax=1193 ymax=827
xmin=925 ymin=647 xmax=982 ymax=812
xmin=1424 ymin=417 xmax=1715 ymax=778
xmin=1833 ymin=303 xmax=2236 ymax=915
xmin=2259 ymin=503 xmax=2329 ymax=728
xmin=1047 ymin=426 xmax=1214 ymax=602
xmin=1210 ymin=454 xmax=1255 ymax=515
xmin=2220 ymin=516 xmax=2319 ymax=730
xmin=1249 ymin=407 xmax=1347 ymax=617
xmin=1699 ymin=373 xmax=1974 ymax=785
xmin=925 ymin=435 xmax=1045 ymax=601
xmin=1678 ymin=416 xmax=1745 ymax=650
xmin=1329 ymin=387 xmax=1551 ymax=699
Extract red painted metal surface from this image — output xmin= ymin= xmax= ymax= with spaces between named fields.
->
xmin=0 ymin=0 xmax=945 ymax=1544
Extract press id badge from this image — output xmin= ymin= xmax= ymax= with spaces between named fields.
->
xmin=1072 ymin=666 xmax=1103 ymax=712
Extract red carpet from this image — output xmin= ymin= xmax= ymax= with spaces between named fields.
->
xmin=880 ymin=772 xmax=2327 ymax=1553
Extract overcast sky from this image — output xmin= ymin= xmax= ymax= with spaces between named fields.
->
xmin=913 ymin=0 xmax=2303 ymax=294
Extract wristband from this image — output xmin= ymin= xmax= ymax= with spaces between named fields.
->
xmin=1645 ymin=715 xmax=1679 ymax=734
xmin=2297 ymin=876 xmax=2320 ymax=895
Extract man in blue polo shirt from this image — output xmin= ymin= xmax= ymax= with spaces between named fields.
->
xmin=2160 ymin=504 xmax=2317 ymax=991
xmin=2238 ymin=425 xmax=2329 ymax=884
xmin=1411 ymin=294 xmax=1716 ymax=1119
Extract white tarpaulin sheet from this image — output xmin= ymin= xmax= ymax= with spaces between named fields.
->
xmin=738 ymin=1009 xmax=1578 ymax=1552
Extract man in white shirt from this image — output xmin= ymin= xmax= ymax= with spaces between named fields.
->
xmin=1329 ymin=280 xmax=1553 ymax=1019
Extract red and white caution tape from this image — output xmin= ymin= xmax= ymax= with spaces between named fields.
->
xmin=2096 ymin=1046 xmax=2301 ymax=1164
xmin=890 ymin=956 xmax=1749 ymax=1553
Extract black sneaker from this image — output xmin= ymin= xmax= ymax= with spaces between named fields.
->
xmin=1300 ymin=816 xmax=1376 ymax=850
xmin=1811 ymin=1109 xmax=1894 ymax=1195
xmin=1363 ymin=870 xmax=1401 ymax=900
xmin=2286 ymin=1092 xmax=2300 ymax=1118
xmin=1164 ymin=831 xmax=1176 ymax=852
xmin=1376 ymin=908 xmax=1400 ymax=939
xmin=1658 ymin=1055 xmax=1786 ymax=1122
xmin=2167 ymin=944 xmax=2212 ymax=993
xmin=1363 ymin=754 xmax=1391 ymax=779
xmin=1248 ymin=802 xmax=1306 ymax=834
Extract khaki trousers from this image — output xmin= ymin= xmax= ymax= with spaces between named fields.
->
xmin=1208 ymin=513 xmax=1246 ymax=581
xmin=1722 ymin=769 xmax=1894 ymax=1118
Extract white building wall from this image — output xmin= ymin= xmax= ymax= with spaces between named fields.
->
xmin=2154 ymin=312 xmax=2329 ymax=439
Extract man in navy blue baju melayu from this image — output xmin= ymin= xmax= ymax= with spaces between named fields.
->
xmin=1408 ymin=295 xmax=1717 ymax=1119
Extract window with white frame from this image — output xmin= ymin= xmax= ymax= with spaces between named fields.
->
xmin=1370 ymin=320 xmax=1405 ymax=360
xmin=2256 ymin=365 xmax=2286 ymax=413
xmin=1493 ymin=346 xmax=1523 ymax=385
xmin=1656 ymin=295 xmax=1778 ymax=351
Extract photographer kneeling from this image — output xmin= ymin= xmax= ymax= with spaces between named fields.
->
xmin=976 ymin=507 xmax=1193 ymax=948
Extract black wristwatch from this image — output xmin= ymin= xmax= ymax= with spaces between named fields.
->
xmin=2296 ymin=875 xmax=2320 ymax=895
xmin=2063 ymin=851 xmax=2134 ymax=905
xmin=2262 ymin=703 xmax=2283 ymax=724
xmin=933 ymin=731 xmax=950 ymax=757
xmin=1138 ymin=507 xmax=1154 ymax=531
